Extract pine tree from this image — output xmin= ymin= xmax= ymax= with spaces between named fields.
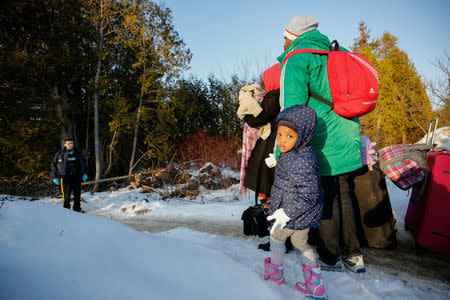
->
xmin=0 ymin=0 xmax=91 ymax=178
xmin=353 ymin=22 xmax=434 ymax=147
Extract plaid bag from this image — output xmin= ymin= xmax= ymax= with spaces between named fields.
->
xmin=378 ymin=144 xmax=431 ymax=190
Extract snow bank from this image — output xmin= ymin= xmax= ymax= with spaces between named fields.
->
xmin=35 ymin=183 xmax=251 ymax=222
xmin=1 ymin=200 xmax=449 ymax=300
xmin=416 ymin=126 xmax=450 ymax=149
xmin=0 ymin=201 xmax=283 ymax=300
xmin=1 ymin=157 xmax=449 ymax=300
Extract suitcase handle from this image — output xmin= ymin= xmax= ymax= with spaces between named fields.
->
xmin=425 ymin=118 xmax=439 ymax=146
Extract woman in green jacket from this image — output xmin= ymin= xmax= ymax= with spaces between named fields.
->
xmin=270 ymin=14 xmax=365 ymax=273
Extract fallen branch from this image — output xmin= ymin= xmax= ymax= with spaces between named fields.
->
xmin=81 ymin=171 xmax=153 ymax=186
xmin=141 ymin=186 xmax=167 ymax=197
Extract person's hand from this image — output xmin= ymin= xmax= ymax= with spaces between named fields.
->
xmin=82 ymin=174 xmax=88 ymax=181
xmin=267 ymin=208 xmax=291 ymax=234
xmin=53 ymin=178 xmax=60 ymax=185
xmin=265 ymin=153 xmax=277 ymax=168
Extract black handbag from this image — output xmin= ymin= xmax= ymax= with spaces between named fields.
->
xmin=241 ymin=203 xmax=269 ymax=237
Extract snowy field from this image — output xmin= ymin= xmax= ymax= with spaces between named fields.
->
xmin=1 ymin=128 xmax=449 ymax=300
xmin=1 ymin=170 xmax=450 ymax=300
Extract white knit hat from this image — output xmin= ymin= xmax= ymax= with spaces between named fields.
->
xmin=284 ymin=14 xmax=319 ymax=41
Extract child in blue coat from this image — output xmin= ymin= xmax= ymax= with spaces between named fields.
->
xmin=263 ymin=105 xmax=327 ymax=299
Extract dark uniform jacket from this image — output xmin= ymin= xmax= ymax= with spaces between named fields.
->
xmin=243 ymin=89 xmax=280 ymax=196
xmin=51 ymin=147 xmax=87 ymax=178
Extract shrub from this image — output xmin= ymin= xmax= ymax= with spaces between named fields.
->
xmin=174 ymin=129 xmax=241 ymax=170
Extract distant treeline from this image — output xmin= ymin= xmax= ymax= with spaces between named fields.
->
xmin=0 ymin=1 xmax=447 ymax=181
xmin=0 ymin=0 xmax=246 ymax=182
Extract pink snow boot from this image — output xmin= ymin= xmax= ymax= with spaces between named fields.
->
xmin=264 ymin=257 xmax=285 ymax=285
xmin=295 ymin=264 xmax=327 ymax=299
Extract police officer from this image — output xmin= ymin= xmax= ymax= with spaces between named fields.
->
xmin=51 ymin=137 xmax=88 ymax=212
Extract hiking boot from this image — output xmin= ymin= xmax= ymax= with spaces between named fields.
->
xmin=295 ymin=264 xmax=327 ymax=299
xmin=258 ymin=242 xmax=270 ymax=251
xmin=73 ymin=207 xmax=84 ymax=213
xmin=342 ymin=254 xmax=366 ymax=273
xmin=317 ymin=257 xmax=344 ymax=272
xmin=263 ymin=257 xmax=285 ymax=285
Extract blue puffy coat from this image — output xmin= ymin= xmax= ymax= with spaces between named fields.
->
xmin=269 ymin=105 xmax=324 ymax=230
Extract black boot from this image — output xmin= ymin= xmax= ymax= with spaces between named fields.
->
xmin=258 ymin=241 xmax=270 ymax=251
xmin=285 ymin=236 xmax=294 ymax=253
xmin=258 ymin=238 xmax=294 ymax=253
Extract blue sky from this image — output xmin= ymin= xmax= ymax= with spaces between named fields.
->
xmin=159 ymin=0 xmax=449 ymax=83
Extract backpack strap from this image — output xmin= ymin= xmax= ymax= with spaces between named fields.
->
xmin=282 ymin=39 xmax=340 ymax=66
xmin=282 ymin=49 xmax=335 ymax=108
xmin=282 ymin=49 xmax=331 ymax=66
xmin=310 ymin=93 xmax=334 ymax=108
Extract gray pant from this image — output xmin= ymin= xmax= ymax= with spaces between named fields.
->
xmin=271 ymin=227 xmax=311 ymax=254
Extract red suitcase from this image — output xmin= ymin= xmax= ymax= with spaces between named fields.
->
xmin=404 ymin=150 xmax=450 ymax=254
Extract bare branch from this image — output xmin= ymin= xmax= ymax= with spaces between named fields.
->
xmin=423 ymin=53 xmax=450 ymax=111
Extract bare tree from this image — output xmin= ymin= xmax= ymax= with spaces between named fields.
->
xmin=86 ymin=0 xmax=118 ymax=191
xmin=423 ymin=53 xmax=450 ymax=126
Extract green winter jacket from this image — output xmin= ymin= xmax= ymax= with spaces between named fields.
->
xmin=277 ymin=29 xmax=362 ymax=176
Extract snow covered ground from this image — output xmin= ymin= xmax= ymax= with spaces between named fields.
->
xmin=1 ymin=167 xmax=449 ymax=300
xmin=416 ymin=126 xmax=450 ymax=149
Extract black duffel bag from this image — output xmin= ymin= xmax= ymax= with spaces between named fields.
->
xmin=241 ymin=204 xmax=269 ymax=237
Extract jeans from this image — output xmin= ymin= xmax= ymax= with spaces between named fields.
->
xmin=314 ymin=171 xmax=361 ymax=265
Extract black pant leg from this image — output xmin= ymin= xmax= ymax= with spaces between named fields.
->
xmin=62 ymin=177 xmax=72 ymax=209
xmin=315 ymin=176 xmax=341 ymax=265
xmin=339 ymin=172 xmax=361 ymax=256
xmin=71 ymin=175 xmax=82 ymax=212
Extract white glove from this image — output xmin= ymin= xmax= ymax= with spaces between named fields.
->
xmin=265 ymin=153 xmax=276 ymax=168
xmin=267 ymin=208 xmax=291 ymax=234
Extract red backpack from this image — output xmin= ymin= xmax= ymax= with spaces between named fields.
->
xmin=282 ymin=40 xmax=379 ymax=118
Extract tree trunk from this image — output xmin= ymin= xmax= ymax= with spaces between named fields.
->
xmin=85 ymin=95 xmax=90 ymax=164
xmin=93 ymin=55 xmax=102 ymax=192
xmin=54 ymin=85 xmax=66 ymax=148
xmin=92 ymin=1 xmax=105 ymax=192
xmin=376 ymin=112 xmax=382 ymax=146
xmin=104 ymin=130 xmax=119 ymax=177
xmin=129 ymin=69 xmax=145 ymax=175
xmin=62 ymin=88 xmax=73 ymax=136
